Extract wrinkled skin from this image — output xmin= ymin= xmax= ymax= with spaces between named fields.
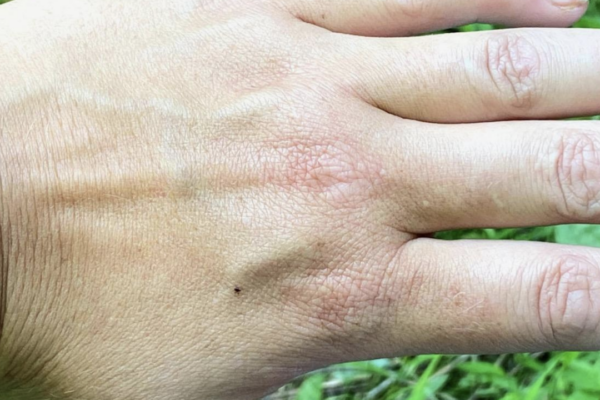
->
xmin=0 ymin=0 xmax=600 ymax=399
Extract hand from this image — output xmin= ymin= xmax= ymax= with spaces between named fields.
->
xmin=0 ymin=0 xmax=598 ymax=399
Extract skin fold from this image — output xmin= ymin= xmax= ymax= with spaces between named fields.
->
xmin=0 ymin=0 xmax=599 ymax=399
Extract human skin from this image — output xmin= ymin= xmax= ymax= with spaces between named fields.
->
xmin=0 ymin=0 xmax=600 ymax=398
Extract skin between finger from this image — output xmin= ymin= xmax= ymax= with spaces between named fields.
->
xmin=336 ymin=28 xmax=600 ymax=123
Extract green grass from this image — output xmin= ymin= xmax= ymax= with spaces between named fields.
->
xmin=267 ymin=2 xmax=600 ymax=399
xmin=269 ymin=352 xmax=600 ymax=400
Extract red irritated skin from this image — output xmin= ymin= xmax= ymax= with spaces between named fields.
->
xmin=0 ymin=0 xmax=599 ymax=399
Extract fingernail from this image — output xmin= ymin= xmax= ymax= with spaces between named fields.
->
xmin=551 ymin=0 xmax=588 ymax=10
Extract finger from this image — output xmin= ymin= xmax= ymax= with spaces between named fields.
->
xmin=285 ymin=0 xmax=587 ymax=36
xmin=370 ymin=119 xmax=600 ymax=233
xmin=341 ymin=29 xmax=600 ymax=123
xmin=353 ymin=239 xmax=600 ymax=357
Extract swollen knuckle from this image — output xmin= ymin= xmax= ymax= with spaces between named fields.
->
xmin=546 ymin=132 xmax=600 ymax=220
xmin=483 ymin=33 xmax=543 ymax=112
xmin=537 ymin=254 xmax=600 ymax=347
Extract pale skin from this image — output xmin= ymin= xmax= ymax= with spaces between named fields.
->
xmin=0 ymin=0 xmax=599 ymax=398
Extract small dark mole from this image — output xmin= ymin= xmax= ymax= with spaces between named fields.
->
xmin=234 ymin=286 xmax=242 ymax=294
xmin=321 ymin=13 xmax=326 ymax=20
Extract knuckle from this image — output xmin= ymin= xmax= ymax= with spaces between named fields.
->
xmin=545 ymin=132 xmax=600 ymax=220
xmin=388 ymin=0 xmax=428 ymax=19
xmin=483 ymin=33 xmax=544 ymax=112
xmin=265 ymin=134 xmax=384 ymax=207
xmin=210 ymin=86 xmax=386 ymax=210
xmin=536 ymin=254 xmax=600 ymax=347
xmin=298 ymin=245 xmax=402 ymax=340
xmin=226 ymin=89 xmax=385 ymax=208
xmin=266 ymin=242 xmax=406 ymax=353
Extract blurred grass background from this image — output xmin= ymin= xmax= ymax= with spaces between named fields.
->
xmin=1 ymin=0 xmax=598 ymax=398
xmin=266 ymin=1 xmax=600 ymax=400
